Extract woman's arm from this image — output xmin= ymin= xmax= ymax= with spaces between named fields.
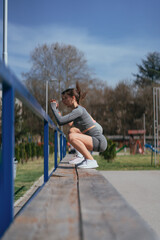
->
xmin=50 ymin=101 xmax=82 ymax=126
xmin=58 ymin=108 xmax=73 ymax=127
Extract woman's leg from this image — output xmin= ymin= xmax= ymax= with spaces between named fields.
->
xmin=68 ymin=127 xmax=81 ymax=134
xmin=68 ymin=128 xmax=84 ymax=158
xmin=68 ymin=132 xmax=94 ymax=160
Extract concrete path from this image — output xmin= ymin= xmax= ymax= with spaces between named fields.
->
xmin=100 ymin=171 xmax=160 ymax=238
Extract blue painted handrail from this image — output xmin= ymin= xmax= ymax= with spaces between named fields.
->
xmin=0 ymin=61 xmax=66 ymax=237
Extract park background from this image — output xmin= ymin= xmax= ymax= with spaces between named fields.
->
xmin=0 ymin=0 xmax=160 ymax=207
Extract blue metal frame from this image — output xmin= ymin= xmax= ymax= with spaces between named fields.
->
xmin=44 ymin=120 xmax=49 ymax=183
xmin=63 ymin=136 xmax=66 ymax=158
xmin=0 ymin=61 xmax=66 ymax=237
xmin=60 ymin=134 xmax=63 ymax=161
xmin=0 ymin=84 xmax=14 ymax=236
xmin=54 ymin=130 xmax=58 ymax=169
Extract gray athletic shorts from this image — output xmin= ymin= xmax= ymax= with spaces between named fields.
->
xmin=86 ymin=127 xmax=107 ymax=152
xmin=92 ymin=134 xmax=107 ymax=152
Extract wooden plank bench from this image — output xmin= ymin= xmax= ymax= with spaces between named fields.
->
xmin=2 ymin=155 xmax=160 ymax=240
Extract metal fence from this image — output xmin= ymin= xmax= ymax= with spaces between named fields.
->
xmin=0 ymin=61 xmax=66 ymax=237
xmin=153 ymin=87 xmax=160 ymax=166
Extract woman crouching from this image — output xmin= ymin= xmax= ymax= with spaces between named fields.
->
xmin=50 ymin=82 xmax=107 ymax=169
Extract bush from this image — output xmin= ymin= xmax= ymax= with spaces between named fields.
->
xmin=15 ymin=144 xmax=20 ymax=162
xmin=36 ymin=144 xmax=43 ymax=158
xmin=40 ymin=144 xmax=44 ymax=157
xmin=100 ymin=138 xmax=116 ymax=162
xmin=25 ymin=143 xmax=32 ymax=161
xmin=49 ymin=144 xmax=54 ymax=154
xmin=19 ymin=143 xmax=27 ymax=163
xmin=31 ymin=142 xmax=37 ymax=160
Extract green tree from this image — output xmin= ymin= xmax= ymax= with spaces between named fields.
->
xmin=100 ymin=139 xmax=116 ymax=162
xmin=134 ymin=52 xmax=160 ymax=87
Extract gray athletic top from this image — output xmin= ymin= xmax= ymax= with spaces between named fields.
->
xmin=50 ymin=102 xmax=95 ymax=132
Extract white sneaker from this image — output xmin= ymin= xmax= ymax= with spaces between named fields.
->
xmin=77 ymin=159 xmax=99 ymax=169
xmin=69 ymin=157 xmax=85 ymax=164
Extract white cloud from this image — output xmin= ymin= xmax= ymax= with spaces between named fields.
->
xmin=0 ymin=20 xmax=160 ymax=86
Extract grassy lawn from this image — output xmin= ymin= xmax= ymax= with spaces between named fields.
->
xmin=95 ymin=153 xmax=160 ymax=171
xmin=14 ymin=154 xmax=56 ymax=201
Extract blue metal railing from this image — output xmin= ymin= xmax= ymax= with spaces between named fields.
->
xmin=0 ymin=61 xmax=66 ymax=237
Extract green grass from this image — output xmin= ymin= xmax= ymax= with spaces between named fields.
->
xmin=14 ymin=154 xmax=56 ymax=201
xmin=94 ymin=153 xmax=160 ymax=171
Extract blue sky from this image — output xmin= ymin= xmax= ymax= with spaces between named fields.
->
xmin=0 ymin=0 xmax=160 ymax=87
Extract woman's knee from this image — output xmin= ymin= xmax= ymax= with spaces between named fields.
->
xmin=68 ymin=128 xmax=74 ymax=135
xmin=69 ymin=127 xmax=81 ymax=134
xmin=68 ymin=132 xmax=82 ymax=143
xmin=68 ymin=132 xmax=75 ymax=142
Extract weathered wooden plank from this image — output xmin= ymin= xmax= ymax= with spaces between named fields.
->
xmin=3 ymin=156 xmax=80 ymax=240
xmin=4 ymin=154 xmax=159 ymax=240
xmin=77 ymin=169 xmax=160 ymax=240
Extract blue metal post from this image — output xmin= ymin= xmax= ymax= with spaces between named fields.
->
xmin=64 ymin=137 xmax=66 ymax=156
xmin=0 ymin=84 xmax=14 ymax=237
xmin=63 ymin=136 xmax=66 ymax=158
xmin=44 ymin=120 xmax=49 ymax=182
xmin=60 ymin=134 xmax=62 ymax=161
xmin=54 ymin=130 xmax=58 ymax=169
xmin=63 ymin=136 xmax=65 ymax=158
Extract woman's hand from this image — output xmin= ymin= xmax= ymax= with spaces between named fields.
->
xmin=50 ymin=99 xmax=59 ymax=108
xmin=68 ymin=121 xmax=73 ymax=127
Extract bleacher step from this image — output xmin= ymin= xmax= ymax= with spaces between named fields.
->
xmin=2 ymin=155 xmax=160 ymax=240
